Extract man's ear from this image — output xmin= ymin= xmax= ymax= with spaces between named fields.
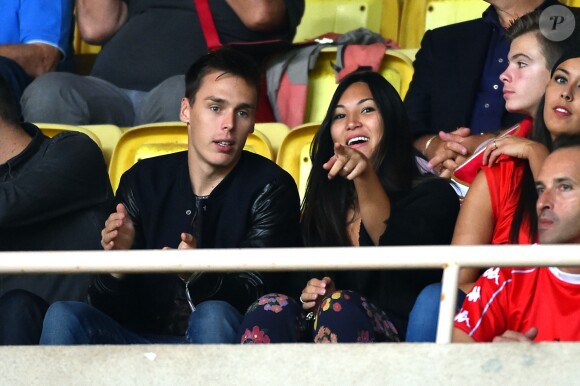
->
xmin=180 ymin=97 xmax=191 ymax=123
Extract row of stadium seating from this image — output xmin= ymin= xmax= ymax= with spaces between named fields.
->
xmin=37 ymin=121 xmax=319 ymax=199
xmin=73 ymin=0 xmax=580 ymax=55
xmin=295 ymin=0 xmax=580 ymax=48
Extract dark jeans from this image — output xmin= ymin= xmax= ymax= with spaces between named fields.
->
xmin=0 ymin=289 xmax=49 ymax=345
xmin=405 ymin=283 xmax=467 ymax=342
xmin=40 ymin=300 xmax=242 ymax=345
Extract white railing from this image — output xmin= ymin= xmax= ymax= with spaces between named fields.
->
xmin=1 ymin=244 xmax=579 ymax=343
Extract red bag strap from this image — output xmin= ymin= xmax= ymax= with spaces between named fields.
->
xmin=193 ymin=0 xmax=222 ymax=50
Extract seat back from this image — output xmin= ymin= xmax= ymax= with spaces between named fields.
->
xmin=276 ymin=123 xmax=320 ymax=200
xmin=305 ymin=47 xmax=413 ymax=123
xmin=36 ymin=123 xmax=102 ymax=149
xmin=73 ymin=21 xmax=101 ymax=55
xmin=399 ymin=0 xmax=487 ymax=48
xmin=254 ymin=122 xmax=290 ymax=159
xmin=108 ymin=122 xmax=273 ymax=192
xmin=79 ymin=125 xmax=123 ymax=166
xmin=380 ymin=0 xmax=402 ymax=43
xmin=293 ymin=0 xmax=388 ymax=42
xmin=562 ymin=0 xmax=580 ymax=6
xmin=243 ymin=130 xmax=274 ymax=161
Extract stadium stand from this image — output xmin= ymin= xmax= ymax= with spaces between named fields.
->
xmin=399 ymin=0 xmax=488 ymax=48
xmin=276 ymin=122 xmax=319 ymax=200
xmin=253 ymin=122 xmax=291 ymax=159
xmin=36 ymin=123 xmax=102 ymax=149
xmin=305 ymin=47 xmax=413 ymax=123
xmin=79 ymin=124 xmax=123 ymax=166
xmin=293 ymin=0 xmax=400 ymax=42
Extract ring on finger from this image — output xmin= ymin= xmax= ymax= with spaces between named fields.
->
xmin=299 ymin=295 xmax=306 ymax=304
xmin=493 ymin=138 xmax=498 ymax=150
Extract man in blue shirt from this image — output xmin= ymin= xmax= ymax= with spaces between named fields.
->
xmin=0 ymin=0 xmax=74 ymax=114
xmin=21 ymin=0 xmax=304 ymax=126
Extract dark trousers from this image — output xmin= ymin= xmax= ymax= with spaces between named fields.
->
xmin=0 ymin=289 xmax=49 ymax=345
xmin=0 ymin=56 xmax=32 ymax=119
xmin=239 ymin=291 xmax=400 ymax=343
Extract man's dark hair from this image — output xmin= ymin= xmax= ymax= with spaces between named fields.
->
xmin=184 ymin=47 xmax=261 ymax=105
xmin=0 ymin=76 xmax=21 ymax=124
xmin=506 ymin=10 xmax=574 ymax=70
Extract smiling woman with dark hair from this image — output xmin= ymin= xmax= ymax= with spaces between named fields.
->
xmin=238 ymin=71 xmax=459 ymax=344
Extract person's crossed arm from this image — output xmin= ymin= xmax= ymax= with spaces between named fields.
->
xmin=453 ymin=326 xmax=538 ymax=343
xmin=77 ymin=0 xmax=129 ymax=45
xmin=0 ymin=0 xmax=75 ymax=76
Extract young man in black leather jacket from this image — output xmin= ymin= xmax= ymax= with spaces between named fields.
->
xmin=40 ymin=48 xmax=303 ymax=345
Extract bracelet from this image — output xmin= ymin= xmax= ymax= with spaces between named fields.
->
xmin=423 ymin=135 xmax=437 ymax=157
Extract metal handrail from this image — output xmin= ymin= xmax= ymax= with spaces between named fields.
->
xmin=1 ymin=244 xmax=578 ymax=343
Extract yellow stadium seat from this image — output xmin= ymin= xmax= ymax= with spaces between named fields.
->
xmin=399 ymin=0 xmax=488 ymax=48
xmin=276 ymin=122 xmax=320 ymax=200
xmin=305 ymin=47 xmax=413 ymax=123
xmin=254 ymin=122 xmax=290 ymax=159
xmin=108 ymin=122 xmax=274 ymax=192
xmin=244 ymin=130 xmax=274 ymax=161
xmin=36 ymin=123 xmax=102 ymax=149
xmin=562 ymin=0 xmax=580 ymax=6
xmin=293 ymin=0 xmax=400 ymax=42
xmin=380 ymin=0 xmax=402 ymax=43
xmin=73 ymin=20 xmax=101 ymax=55
xmin=80 ymin=125 xmax=123 ymax=166
xmin=72 ymin=17 xmax=101 ymax=75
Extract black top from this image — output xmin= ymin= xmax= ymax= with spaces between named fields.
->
xmin=88 ymin=151 xmax=303 ymax=335
xmin=327 ymin=178 xmax=460 ymax=338
xmin=91 ymin=0 xmax=305 ymax=90
xmin=0 ymin=123 xmax=114 ymax=302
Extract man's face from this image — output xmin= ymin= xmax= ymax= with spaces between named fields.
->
xmin=180 ymin=70 xmax=257 ymax=174
xmin=536 ymin=147 xmax=580 ymax=244
xmin=500 ymin=32 xmax=550 ymax=117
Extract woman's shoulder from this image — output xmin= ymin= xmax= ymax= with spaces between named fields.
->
xmin=482 ymin=156 xmax=528 ymax=190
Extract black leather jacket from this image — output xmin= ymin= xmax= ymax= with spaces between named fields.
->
xmin=89 ymin=151 xmax=302 ymax=335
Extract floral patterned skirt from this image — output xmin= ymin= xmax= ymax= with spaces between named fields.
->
xmin=239 ymin=290 xmax=400 ymax=343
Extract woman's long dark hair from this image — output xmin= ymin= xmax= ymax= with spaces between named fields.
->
xmin=509 ymin=96 xmax=553 ymax=244
xmin=508 ymin=18 xmax=580 ymax=243
xmin=301 ymin=71 xmax=422 ymax=246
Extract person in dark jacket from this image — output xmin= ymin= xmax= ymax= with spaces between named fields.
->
xmin=238 ymin=71 xmax=459 ymax=344
xmin=405 ymin=0 xmax=560 ymax=177
xmin=0 ymin=75 xmax=114 ymax=345
xmin=39 ymin=47 xmax=302 ymax=345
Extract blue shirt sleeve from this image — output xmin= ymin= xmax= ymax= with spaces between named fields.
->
xmin=0 ymin=0 xmax=74 ymax=59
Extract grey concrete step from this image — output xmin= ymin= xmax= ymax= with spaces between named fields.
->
xmin=1 ymin=343 xmax=578 ymax=385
